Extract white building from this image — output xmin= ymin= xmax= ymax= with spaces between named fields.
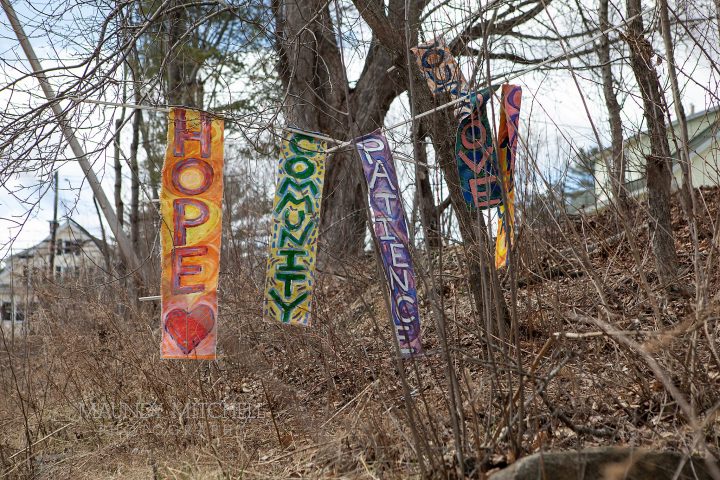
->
xmin=571 ymin=106 xmax=720 ymax=211
xmin=0 ymin=219 xmax=110 ymax=332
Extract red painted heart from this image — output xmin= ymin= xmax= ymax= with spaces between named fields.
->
xmin=164 ymin=305 xmax=215 ymax=354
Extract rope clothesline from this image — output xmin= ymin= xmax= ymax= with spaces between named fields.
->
xmin=69 ymin=5 xmax=654 ymax=151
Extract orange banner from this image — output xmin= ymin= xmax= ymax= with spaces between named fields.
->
xmin=160 ymin=108 xmax=224 ymax=359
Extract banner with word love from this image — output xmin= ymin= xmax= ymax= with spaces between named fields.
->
xmin=264 ymin=132 xmax=326 ymax=325
xmin=356 ymin=131 xmax=422 ymax=356
xmin=160 ymin=108 xmax=224 ymax=359
xmin=495 ymin=85 xmax=522 ymax=268
xmin=455 ymin=87 xmax=503 ymax=210
xmin=411 ymin=37 xmax=471 ymax=119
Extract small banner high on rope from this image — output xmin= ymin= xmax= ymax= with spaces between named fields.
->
xmin=356 ymin=131 xmax=423 ymax=356
xmin=495 ymin=85 xmax=522 ymax=269
xmin=264 ymin=132 xmax=327 ymax=325
xmin=161 ymin=108 xmax=224 ymax=359
xmin=411 ymin=37 xmax=471 ymax=119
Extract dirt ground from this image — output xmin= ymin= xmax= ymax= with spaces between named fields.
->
xmin=1 ymin=187 xmax=719 ymax=478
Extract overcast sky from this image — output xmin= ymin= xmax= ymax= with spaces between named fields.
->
xmin=0 ymin=0 xmax=717 ymax=261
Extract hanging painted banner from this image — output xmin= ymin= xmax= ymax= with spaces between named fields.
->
xmin=356 ymin=131 xmax=423 ymax=356
xmin=495 ymin=85 xmax=522 ymax=268
xmin=411 ymin=37 xmax=472 ymax=119
xmin=161 ymin=108 xmax=224 ymax=360
xmin=455 ymin=87 xmax=503 ymax=210
xmin=264 ymin=132 xmax=326 ymax=326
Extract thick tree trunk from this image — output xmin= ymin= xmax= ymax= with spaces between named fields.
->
xmin=273 ymin=0 xmax=401 ymax=261
xmin=598 ymin=0 xmax=627 ymax=213
xmin=319 ymin=151 xmax=367 ymax=258
xmin=626 ymin=0 xmax=679 ymax=289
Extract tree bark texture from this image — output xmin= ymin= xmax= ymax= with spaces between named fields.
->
xmin=273 ymin=0 xmax=402 ymax=261
xmin=415 ymin=135 xmax=441 ymax=250
xmin=598 ymin=0 xmax=627 ymax=212
xmin=130 ymin=109 xmax=141 ymax=251
xmin=166 ymin=2 xmax=203 ymax=108
xmin=114 ymin=118 xmax=124 ymax=228
xmin=658 ymin=0 xmax=694 ymax=216
xmin=625 ymin=0 xmax=679 ymax=288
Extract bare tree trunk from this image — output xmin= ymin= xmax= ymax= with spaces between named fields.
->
xmin=130 ymin=110 xmax=141 ymax=251
xmin=93 ymin=197 xmax=112 ymax=274
xmin=333 ymin=0 xmax=512 ymax=333
xmin=49 ymin=171 xmax=59 ymax=277
xmin=626 ymin=0 xmax=679 ymax=290
xmin=138 ymin=113 xmax=160 ymax=200
xmin=113 ymin=118 xmax=124 ymax=227
xmin=659 ymin=0 xmax=702 ymax=300
xmin=415 ymin=133 xmax=441 ymax=250
xmin=658 ymin=0 xmax=695 ymax=216
xmin=273 ymin=0 xmax=401 ymax=261
xmin=598 ymin=0 xmax=627 ymax=213
xmin=165 ymin=2 xmax=202 ymax=108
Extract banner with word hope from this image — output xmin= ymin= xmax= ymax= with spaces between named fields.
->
xmin=264 ymin=132 xmax=326 ymax=325
xmin=495 ymin=85 xmax=522 ymax=268
xmin=411 ymin=37 xmax=471 ymax=119
xmin=160 ymin=108 xmax=224 ymax=360
xmin=356 ymin=131 xmax=423 ymax=356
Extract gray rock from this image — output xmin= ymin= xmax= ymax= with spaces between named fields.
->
xmin=489 ymin=448 xmax=715 ymax=480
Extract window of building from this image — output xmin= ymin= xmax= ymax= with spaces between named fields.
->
xmin=57 ymin=240 xmax=82 ymax=255
xmin=1 ymin=302 xmax=11 ymax=321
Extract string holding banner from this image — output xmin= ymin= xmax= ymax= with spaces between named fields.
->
xmin=264 ymin=131 xmax=327 ymax=326
xmin=356 ymin=130 xmax=423 ymax=356
xmin=160 ymin=108 xmax=224 ymax=360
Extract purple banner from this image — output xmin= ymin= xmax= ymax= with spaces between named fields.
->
xmin=356 ymin=131 xmax=422 ymax=356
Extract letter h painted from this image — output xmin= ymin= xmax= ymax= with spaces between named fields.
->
xmin=174 ymin=109 xmax=212 ymax=158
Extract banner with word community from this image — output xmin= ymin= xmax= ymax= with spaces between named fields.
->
xmin=411 ymin=37 xmax=471 ymax=119
xmin=356 ymin=131 xmax=423 ymax=356
xmin=161 ymin=108 xmax=224 ymax=359
xmin=455 ymin=87 xmax=504 ymax=210
xmin=495 ymin=85 xmax=522 ymax=268
xmin=264 ymin=132 xmax=326 ymax=325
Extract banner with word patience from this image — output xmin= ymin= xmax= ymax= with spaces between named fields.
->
xmin=160 ymin=108 xmax=224 ymax=360
xmin=455 ymin=87 xmax=503 ymax=210
xmin=411 ymin=37 xmax=471 ymax=119
xmin=356 ymin=131 xmax=423 ymax=356
xmin=495 ymin=85 xmax=522 ymax=268
xmin=264 ymin=132 xmax=326 ymax=325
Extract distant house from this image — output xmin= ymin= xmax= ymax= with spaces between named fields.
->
xmin=0 ymin=219 xmax=109 ymax=332
xmin=569 ymin=105 xmax=720 ymax=211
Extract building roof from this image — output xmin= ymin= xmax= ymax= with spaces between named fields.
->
xmin=0 ymin=219 xmax=107 ymax=272
xmin=567 ymin=104 xmax=720 ymax=212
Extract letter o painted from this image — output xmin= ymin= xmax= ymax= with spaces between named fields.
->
xmin=286 ymin=156 xmax=314 ymax=179
xmin=172 ymin=158 xmax=214 ymax=195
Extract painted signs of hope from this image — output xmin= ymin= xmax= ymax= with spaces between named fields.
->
xmin=161 ymin=108 xmax=223 ymax=359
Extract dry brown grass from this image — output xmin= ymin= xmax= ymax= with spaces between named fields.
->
xmin=1 ymin=187 xmax=719 ymax=479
